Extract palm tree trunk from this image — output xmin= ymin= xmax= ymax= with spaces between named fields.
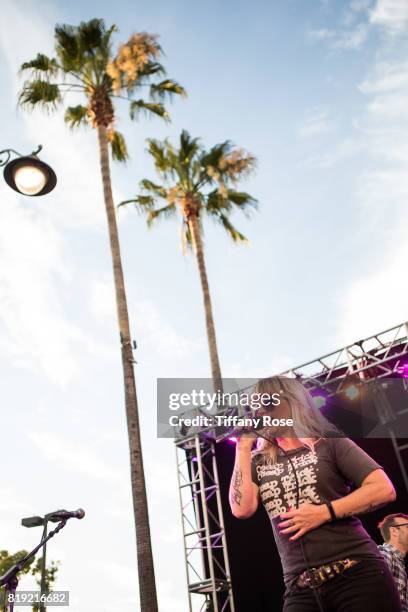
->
xmin=97 ymin=124 xmax=158 ymax=612
xmin=188 ymin=213 xmax=223 ymax=393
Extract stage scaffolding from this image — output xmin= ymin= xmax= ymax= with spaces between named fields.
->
xmin=174 ymin=321 xmax=408 ymax=611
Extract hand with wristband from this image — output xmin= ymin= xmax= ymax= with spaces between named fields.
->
xmin=278 ymin=502 xmax=334 ymax=541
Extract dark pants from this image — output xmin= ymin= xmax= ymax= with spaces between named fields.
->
xmin=283 ymin=558 xmax=403 ymax=612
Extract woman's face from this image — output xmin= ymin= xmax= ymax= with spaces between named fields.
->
xmin=255 ymin=393 xmax=294 ymax=438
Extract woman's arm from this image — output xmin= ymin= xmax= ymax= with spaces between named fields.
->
xmin=331 ymin=468 xmax=396 ymax=518
xmin=229 ymin=438 xmax=260 ymax=519
xmin=279 ymin=468 xmax=396 ymax=541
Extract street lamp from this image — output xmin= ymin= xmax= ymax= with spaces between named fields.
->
xmin=0 ymin=145 xmax=56 ymax=196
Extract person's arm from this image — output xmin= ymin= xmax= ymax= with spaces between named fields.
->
xmin=331 ymin=468 xmax=396 ymax=518
xmin=279 ymin=468 xmax=396 ymax=541
xmin=229 ymin=437 xmax=260 ymax=519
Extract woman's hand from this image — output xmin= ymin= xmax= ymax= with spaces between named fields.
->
xmin=278 ymin=503 xmax=331 ymax=541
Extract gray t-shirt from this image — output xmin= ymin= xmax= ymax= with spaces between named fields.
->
xmin=251 ymin=437 xmax=384 ymax=585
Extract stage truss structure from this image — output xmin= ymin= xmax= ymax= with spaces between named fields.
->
xmin=175 ymin=321 xmax=408 ymax=611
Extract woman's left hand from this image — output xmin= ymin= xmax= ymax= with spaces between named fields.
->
xmin=278 ymin=503 xmax=331 ymax=541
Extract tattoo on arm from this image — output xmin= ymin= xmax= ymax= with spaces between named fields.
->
xmin=342 ymin=502 xmax=382 ymax=519
xmin=230 ymin=467 xmax=243 ymax=506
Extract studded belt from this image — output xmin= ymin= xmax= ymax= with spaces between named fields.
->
xmin=296 ymin=558 xmax=359 ymax=589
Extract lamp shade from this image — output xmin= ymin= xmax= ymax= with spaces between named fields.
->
xmin=4 ymin=155 xmax=57 ymax=196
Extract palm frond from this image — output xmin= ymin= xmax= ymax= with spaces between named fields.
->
xmin=146 ymin=203 xmax=176 ymax=227
xmin=146 ymin=138 xmax=172 ymax=174
xmin=206 ymin=189 xmax=258 ymax=220
xmin=179 ymin=130 xmax=201 ymax=164
xmin=55 ymin=23 xmax=81 ymax=72
xmin=137 ymin=61 xmax=166 ymax=80
xmin=108 ymin=130 xmax=129 ymax=162
xmin=117 ymin=195 xmax=156 ymax=210
xmin=64 ymin=104 xmax=89 ymax=128
xmin=224 ymin=190 xmax=258 ymax=213
xmin=200 ymin=143 xmax=257 ymax=187
xmin=20 ymin=54 xmax=59 ymax=78
xmin=19 ymin=80 xmax=61 ymax=110
xmin=140 ymin=179 xmax=167 ymax=198
xmin=206 ymin=190 xmax=232 ymax=214
xmin=129 ymin=99 xmax=170 ymax=121
xmin=77 ymin=18 xmax=105 ymax=53
xmin=109 ymin=33 xmax=163 ymax=94
xmin=216 ymin=214 xmax=248 ymax=243
xmin=101 ymin=24 xmax=118 ymax=63
xmin=200 ymin=141 xmax=232 ymax=171
xmin=150 ymin=79 xmax=187 ymax=102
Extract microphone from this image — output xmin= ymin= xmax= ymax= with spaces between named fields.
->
xmin=46 ymin=508 xmax=85 ymax=521
xmin=229 ymin=414 xmax=268 ymax=439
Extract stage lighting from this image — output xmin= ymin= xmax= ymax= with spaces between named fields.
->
xmin=228 ymin=437 xmax=238 ymax=443
xmin=345 ymin=385 xmax=360 ymax=400
xmin=312 ymin=394 xmax=327 ymax=409
xmin=397 ymin=363 xmax=408 ymax=378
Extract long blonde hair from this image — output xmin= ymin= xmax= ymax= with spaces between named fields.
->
xmin=251 ymin=375 xmax=339 ymax=464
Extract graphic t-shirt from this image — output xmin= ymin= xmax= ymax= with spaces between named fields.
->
xmin=251 ymin=437 xmax=384 ymax=586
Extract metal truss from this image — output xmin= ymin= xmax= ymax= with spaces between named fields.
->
xmin=278 ymin=321 xmax=408 ymax=493
xmin=175 ymin=436 xmax=235 ymax=612
xmin=278 ymin=321 xmax=408 ymax=392
xmin=174 ymin=321 xmax=408 ymax=609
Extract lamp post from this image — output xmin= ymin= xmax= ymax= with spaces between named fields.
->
xmin=0 ymin=145 xmax=56 ymax=196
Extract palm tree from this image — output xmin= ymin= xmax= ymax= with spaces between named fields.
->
xmin=19 ymin=19 xmax=186 ymax=612
xmin=120 ymin=130 xmax=257 ymax=392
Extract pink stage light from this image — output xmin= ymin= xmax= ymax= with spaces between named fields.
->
xmin=397 ymin=363 xmax=408 ymax=378
xmin=312 ymin=394 xmax=327 ymax=409
xmin=228 ymin=437 xmax=238 ymax=443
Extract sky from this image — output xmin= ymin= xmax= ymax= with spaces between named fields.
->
xmin=0 ymin=0 xmax=407 ymax=610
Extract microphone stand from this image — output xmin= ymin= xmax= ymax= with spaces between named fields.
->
xmin=0 ymin=519 xmax=67 ymax=612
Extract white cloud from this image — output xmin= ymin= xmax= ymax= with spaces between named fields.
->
xmin=334 ymin=237 xmax=408 ymax=343
xmin=330 ymin=8 xmax=408 ymax=346
xmin=132 ymin=298 xmax=200 ymax=361
xmin=28 ymin=431 xmax=124 ymax=482
xmin=297 ymin=107 xmax=335 ymax=138
xmin=306 ymin=28 xmax=336 ymax=42
xmin=308 ymin=0 xmax=408 ymax=53
xmin=370 ymin=0 xmax=408 ymax=32
xmin=0 ymin=197 xmax=81 ymax=384
xmin=351 ymin=0 xmax=372 ymax=12
xmin=89 ymin=278 xmax=117 ymax=324
xmin=359 ymin=60 xmax=408 ymax=93
xmin=89 ymin=279 xmax=199 ymax=363
xmin=299 ymin=136 xmax=361 ymax=168
xmin=366 ymin=91 xmax=408 ymax=120
xmin=332 ymin=23 xmax=369 ymax=48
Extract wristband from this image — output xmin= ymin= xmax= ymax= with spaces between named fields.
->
xmin=326 ymin=501 xmax=337 ymax=522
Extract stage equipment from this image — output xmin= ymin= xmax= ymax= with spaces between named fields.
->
xmin=19 ymin=508 xmax=84 ymax=612
xmin=174 ymin=321 xmax=408 ymax=611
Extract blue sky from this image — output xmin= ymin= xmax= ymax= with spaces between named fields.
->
xmin=0 ymin=0 xmax=408 ymax=610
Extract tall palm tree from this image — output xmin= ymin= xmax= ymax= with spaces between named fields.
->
xmin=19 ymin=19 xmax=186 ymax=612
xmin=120 ymin=130 xmax=257 ymax=392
